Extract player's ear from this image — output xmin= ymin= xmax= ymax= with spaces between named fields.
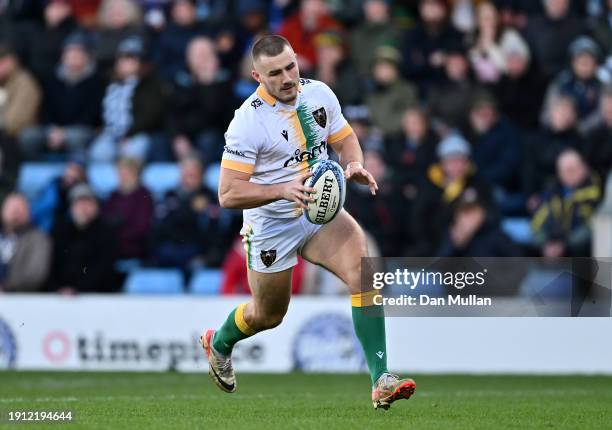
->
xmin=251 ymin=69 xmax=261 ymax=83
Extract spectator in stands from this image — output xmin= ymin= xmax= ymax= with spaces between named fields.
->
xmin=346 ymin=150 xmax=413 ymax=257
xmin=89 ymin=35 xmax=164 ymax=163
xmin=102 ymin=158 xmax=153 ymax=259
xmin=30 ymin=154 xmax=87 ymax=232
xmin=365 ymin=46 xmax=418 ymax=137
xmin=493 ymin=32 xmax=546 ymax=131
xmin=468 ymin=1 xmax=530 ymax=84
xmin=154 ymin=0 xmax=208 ymax=82
xmin=94 ymin=0 xmax=146 ymax=77
xmin=313 ymin=30 xmax=362 ymax=106
xmin=428 ymin=44 xmax=480 ymax=134
xmin=152 ymin=156 xmax=230 ymax=269
xmin=541 ymin=36 xmax=603 ymax=133
xmin=0 ymin=44 xmax=41 ymax=139
xmin=278 ymin=0 xmax=342 ymax=74
xmin=468 ymin=92 xmax=523 ymax=214
xmin=19 ymin=33 xmax=105 ymax=160
xmin=436 ymin=190 xmax=521 ymax=257
xmin=165 ymin=37 xmax=235 ymax=163
xmin=0 ymin=2 xmax=15 ymax=47
xmin=531 ymin=149 xmax=601 ymax=257
xmin=22 ymin=0 xmax=77 ymax=82
xmin=400 ymin=0 xmax=463 ymax=93
xmin=412 ymin=134 xmax=494 ymax=256
xmin=589 ymin=0 xmax=612 ymax=56
xmin=0 ymin=193 xmax=52 ymax=292
xmin=525 ymin=96 xmax=582 ymax=200
xmin=524 ymin=0 xmax=584 ymax=81
xmin=49 ymin=183 xmax=118 ymax=293
xmin=384 ymin=106 xmax=437 ymax=189
xmin=585 ymin=87 xmax=612 ymax=179
xmin=350 ymin=0 xmax=398 ymax=78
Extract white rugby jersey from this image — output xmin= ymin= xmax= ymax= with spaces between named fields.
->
xmin=221 ymin=78 xmax=353 ymax=218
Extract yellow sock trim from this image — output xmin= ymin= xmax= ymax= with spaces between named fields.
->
xmin=351 ymin=290 xmax=381 ymax=307
xmin=235 ymin=303 xmax=257 ymax=336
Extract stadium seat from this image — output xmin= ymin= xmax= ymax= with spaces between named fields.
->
xmin=142 ymin=163 xmax=180 ymax=199
xmin=88 ymin=163 xmax=119 ymax=198
xmin=189 ymin=269 xmax=223 ymax=295
xmin=123 ymin=269 xmax=184 ymax=295
xmin=17 ymin=162 xmax=65 ymax=199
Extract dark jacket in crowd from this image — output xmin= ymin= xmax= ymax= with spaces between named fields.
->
xmin=428 ymin=78 xmax=480 ymax=132
xmin=524 ymin=13 xmax=584 ymax=80
xmin=102 ymin=186 xmax=154 ymax=259
xmin=436 ymin=217 xmax=522 ymax=258
xmin=400 ymin=23 xmax=464 ymax=92
xmin=0 ymin=135 xmax=20 ymax=204
xmin=493 ymin=65 xmax=547 ymax=131
xmin=584 ymin=122 xmax=612 ymax=179
xmin=41 ymin=65 xmax=105 ymax=127
xmin=49 ymin=216 xmax=118 ymax=292
xmin=384 ymin=129 xmax=438 ymax=187
xmin=152 ymin=186 xmax=231 ymax=268
xmin=345 ymin=180 xmax=413 ymax=257
xmin=531 ymin=174 xmax=602 ymax=257
xmin=21 ymin=17 xmax=77 ymax=81
xmin=123 ymin=69 xmax=165 ymax=138
xmin=471 ymin=117 xmax=522 ymax=192
xmin=524 ymin=127 xmax=582 ymax=195
xmin=412 ymin=164 xmax=495 ymax=256
xmin=154 ymin=22 xmax=210 ymax=81
xmin=545 ymin=70 xmax=602 ymax=121
xmin=167 ymin=72 xmax=236 ymax=140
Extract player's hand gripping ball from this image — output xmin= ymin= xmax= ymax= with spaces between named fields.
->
xmin=303 ymin=160 xmax=346 ymax=225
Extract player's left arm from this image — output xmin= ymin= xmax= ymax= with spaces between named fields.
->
xmin=329 ymin=131 xmax=378 ymax=196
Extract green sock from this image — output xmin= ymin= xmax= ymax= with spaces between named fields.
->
xmin=212 ymin=303 xmax=256 ymax=356
xmin=352 ymin=291 xmax=388 ymax=385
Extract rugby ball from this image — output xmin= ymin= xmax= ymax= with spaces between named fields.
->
xmin=303 ymin=160 xmax=346 ymax=225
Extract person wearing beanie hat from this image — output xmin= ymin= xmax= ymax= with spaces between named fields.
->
xmin=19 ymin=31 xmax=105 ymax=161
xmin=89 ymin=34 xmax=164 ymax=163
xmin=541 ymin=35 xmax=603 ymax=132
xmin=412 ymin=132 xmax=495 ymax=256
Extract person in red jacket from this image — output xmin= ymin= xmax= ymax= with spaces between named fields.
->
xmin=277 ymin=0 xmax=342 ymax=74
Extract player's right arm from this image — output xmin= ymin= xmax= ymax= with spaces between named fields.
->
xmin=218 ymin=168 xmax=314 ymax=210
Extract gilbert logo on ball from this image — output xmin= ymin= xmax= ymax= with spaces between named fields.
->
xmin=303 ymin=160 xmax=346 ymax=225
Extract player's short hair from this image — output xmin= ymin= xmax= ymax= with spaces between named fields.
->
xmin=251 ymin=35 xmax=292 ymax=63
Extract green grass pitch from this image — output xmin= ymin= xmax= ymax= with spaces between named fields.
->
xmin=1 ymin=372 xmax=611 ymax=429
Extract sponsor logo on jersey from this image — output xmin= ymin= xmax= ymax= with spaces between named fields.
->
xmin=299 ymin=78 xmax=311 ymax=86
xmin=312 ymin=107 xmax=327 ymax=128
xmin=281 ymin=130 xmax=289 ymax=141
xmin=223 ymin=146 xmax=246 ymax=158
xmin=251 ymin=98 xmax=263 ymax=109
xmin=260 ymin=250 xmax=277 ymax=267
xmin=283 ymin=141 xmax=327 ymax=168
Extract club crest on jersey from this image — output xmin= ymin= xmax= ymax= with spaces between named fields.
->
xmin=312 ymin=108 xmax=327 ymax=128
xmin=260 ymin=250 xmax=277 ymax=267
xmin=283 ymin=141 xmax=327 ymax=167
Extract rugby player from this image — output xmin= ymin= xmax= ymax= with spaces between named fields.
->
xmin=201 ymin=35 xmax=415 ymax=410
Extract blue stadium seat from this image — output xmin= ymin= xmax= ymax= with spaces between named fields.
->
xmin=17 ymin=162 xmax=65 ymax=199
xmin=189 ymin=269 xmax=223 ymax=295
xmin=204 ymin=162 xmax=221 ymax=193
xmin=142 ymin=163 xmax=180 ymax=199
xmin=123 ymin=269 xmax=184 ymax=294
xmin=88 ymin=163 xmax=118 ymax=198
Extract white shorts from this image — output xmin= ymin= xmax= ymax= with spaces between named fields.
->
xmin=241 ymin=212 xmax=322 ymax=273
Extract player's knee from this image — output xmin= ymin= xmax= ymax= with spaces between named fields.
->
xmin=250 ymin=309 xmax=285 ymax=331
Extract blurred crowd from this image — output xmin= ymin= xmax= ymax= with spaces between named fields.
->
xmin=0 ymin=0 xmax=611 ymax=293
